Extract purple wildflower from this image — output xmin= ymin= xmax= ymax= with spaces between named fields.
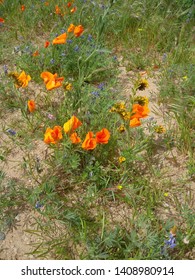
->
xmin=165 ymin=233 xmax=176 ymax=249
xmin=88 ymin=34 xmax=93 ymax=42
xmin=91 ymin=91 xmax=100 ymax=97
xmin=47 ymin=113 xmax=55 ymax=120
xmin=74 ymin=45 xmax=79 ymax=52
xmin=6 ymin=129 xmax=16 ymax=136
xmin=3 ymin=65 xmax=8 ymax=75
xmin=98 ymin=83 xmax=105 ymax=90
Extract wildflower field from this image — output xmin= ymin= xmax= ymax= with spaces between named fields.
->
xmin=0 ymin=0 xmax=194 ymax=260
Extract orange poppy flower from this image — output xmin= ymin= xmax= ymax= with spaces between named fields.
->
xmin=67 ymin=2 xmax=72 ymax=8
xmin=82 ymin=132 xmax=97 ymax=150
xmin=63 ymin=116 xmax=82 ymax=134
xmin=130 ymin=104 xmax=149 ymax=119
xmin=55 ymin=5 xmax=61 ymax=15
xmin=70 ymin=7 xmax=77 ymax=13
xmin=52 ymin=32 xmax=67 ymax=45
xmin=70 ymin=132 xmax=81 ymax=144
xmin=67 ymin=23 xmax=75 ymax=33
xmin=129 ymin=118 xmax=141 ymax=128
xmin=0 ymin=18 xmax=4 ymax=23
xmin=74 ymin=25 xmax=84 ymax=37
xmin=44 ymin=2 xmax=49 ymax=6
xmin=40 ymin=71 xmax=53 ymax=84
xmin=44 ymin=41 xmax=50 ymax=48
xmin=16 ymin=71 xmax=31 ymax=88
xmin=40 ymin=72 xmax=64 ymax=90
xmin=28 ymin=100 xmax=36 ymax=113
xmin=32 ymin=50 xmax=39 ymax=57
xmin=21 ymin=5 xmax=25 ymax=11
xmin=44 ymin=126 xmax=63 ymax=144
xmin=96 ymin=128 xmax=110 ymax=144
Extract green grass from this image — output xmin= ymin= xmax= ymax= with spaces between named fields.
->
xmin=0 ymin=0 xmax=194 ymax=260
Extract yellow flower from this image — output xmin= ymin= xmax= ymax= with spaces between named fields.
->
xmin=134 ymin=96 xmax=149 ymax=106
xmin=121 ymin=111 xmax=131 ymax=120
xmin=64 ymin=82 xmax=72 ymax=91
xmin=136 ymin=79 xmax=149 ymax=91
xmin=63 ymin=116 xmax=82 ymax=134
xmin=164 ymin=192 xmax=169 ymax=197
xmin=154 ymin=125 xmax=166 ymax=134
xmin=110 ymin=102 xmax=126 ymax=112
xmin=118 ymin=156 xmax=126 ymax=163
xmin=170 ymin=226 xmax=177 ymax=236
xmin=117 ymin=124 xmax=126 ymax=133
xmin=182 ymin=76 xmax=188 ymax=81
xmin=117 ymin=185 xmax=123 ymax=190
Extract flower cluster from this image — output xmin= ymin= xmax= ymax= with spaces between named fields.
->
xmin=44 ymin=116 xmax=110 ymax=150
xmin=44 ymin=126 xmax=63 ymax=144
xmin=130 ymin=103 xmax=150 ymax=127
xmin=110 ymin=100 xmax=150 ymax=128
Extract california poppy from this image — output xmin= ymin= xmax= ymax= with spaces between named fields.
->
xmin=96 ymin=128 xmax=110 ymax=144
xmin=129 ymin=118 xmax=141 ymax=128
xmin=55 ymin=5 xmax=61 ymax=15
xmin=44 ymin=126 xmax=63 ymax=144
xmin=32 ymin=50 xmax=39 ymax=57
xmin=52 ymin=32 xmax=67 ymax=45
xmin=130 ymin=104 xmax=149 ymax=119
xmin=28 ymin=100 xmax=36 ymax=113
xmin=70 ymin=132 xmax=81 ymax=144
xmin=21 ymin=5 xmax=25 ymax=11
xmin=82 ymin=132 xmax=97 ymax=150
xmin=0 ymin=18 xmax=4 ymax=23
xmin=70 ymin=7 xmax=77 ymax=13
xmin=74 ymin=25 xmax=84 ymax=37
xmin=16 ymin=71 xmax=31 ymax=88
xmin=44 ymin=41 xmax=50 ymax=48
xmin=40 ymin=71 xmax=64 ymax=90
xmin=67 ymin=23 xmax=75 ymax=33
xmin=63 ymin=116 xmax=82 ymax=134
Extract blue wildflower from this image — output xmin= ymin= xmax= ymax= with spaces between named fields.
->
xmin=74 ymin=45 xmax=79 ymax=52
xmin=113 ymin=55 xmax=118 ymax=61
xmin=88 ymin=34 xmax=93 ymax=42
xmin=98 ymin=83 xmax=105 ymax=90
xmin=7 ymin=129 xmax=16 ymax=136
xmin=35 ymin=202 xmax=44 ymax=209
xmin=50 ymin=58 xmax=55 ymax=64
xmin=165 ymin=233 xmax=176 ymax=249
xmin=91 ymin=91 xmax=100 ymax=97
xmin=67 ymin=39 xmax=73 ymax=44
